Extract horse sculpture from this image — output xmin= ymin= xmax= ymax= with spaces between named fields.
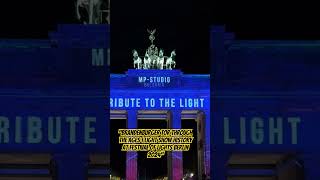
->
xmin=132 ymin=29 xmax=177 ymax=70
xmin=76 ymin=0 xmax=102 ymax=24
xmin=143 ymin=51 xmax=151 ymax=69
xmin=76 ymin=0 xmax=89 ymax=24
xmin=132 ymin=50 xmax=142 ymax=69
xmin=157 ymin=49 xmax=165 ymax=69
xmin=147 ymin=44 xmax=158 ymax=69
xmin=165 ymin=50 xmax=176 ymax=70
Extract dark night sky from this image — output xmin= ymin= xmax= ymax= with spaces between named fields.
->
xmin=0 ymin=0 xmax=79 ymax=38
xmin=213 ymin=1 xmax=320 ymax=39
xmin=1 ymin=0 xmax=320 ymax=39
xmin=111 ymin=0 xmax=320 ymax=73
xmin=111 ymin=0 xmax=211 ymax=73
xmin=0 ymin=0 xmax=320 ymax=73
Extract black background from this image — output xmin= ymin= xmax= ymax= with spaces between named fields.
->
xmin=0 ymin=0 xmax=79 ymax=38
xmin=110 ymin=0 xmax=320 ymax=73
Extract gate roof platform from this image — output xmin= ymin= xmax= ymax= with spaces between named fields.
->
xmin=110 ymin=70 xmax=210 ymax=110
xmin=111 ymin=70 xmax=209 ymax=90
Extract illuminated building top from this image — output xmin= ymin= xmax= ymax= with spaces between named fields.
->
xmin=133 ymin=29 xmax=176 ymax=70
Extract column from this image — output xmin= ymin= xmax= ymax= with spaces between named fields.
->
xmin=211 ymin=111 xmax=229 ymax=180
xmin=168 ymin=110 xmax=183 ymax=180
xmin=204 ymin=109 xmax=211 ymax=178
xmin=196 ymin=111 xmax=206 ymax=180
xmin=126 ymin=110 xmax=138 ymax=180
xmin=301 ymin=153 xmax=320 ymax=180
xmin=211 ymin=151 xmax=229 ymax=180
xmin=53 ymin=153 xmax=89 ymax=180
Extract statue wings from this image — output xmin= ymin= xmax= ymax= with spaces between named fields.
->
xmin=147 ymin=29 xmax=156 ymax=35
